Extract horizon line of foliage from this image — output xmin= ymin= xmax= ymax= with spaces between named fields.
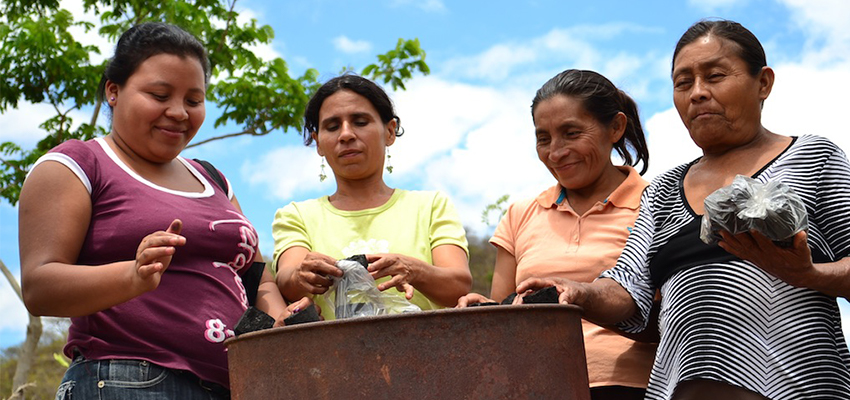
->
xmin=0 ymin=0 xmax=429 ymax=205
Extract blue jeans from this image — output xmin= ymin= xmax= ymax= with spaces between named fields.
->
xmin=55 ymin=353 xmax=230 ymax=400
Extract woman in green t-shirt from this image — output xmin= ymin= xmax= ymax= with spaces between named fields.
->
xmin=271 ymin=75 xmax=471 ymax=319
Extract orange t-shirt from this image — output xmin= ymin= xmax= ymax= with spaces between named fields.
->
xmin=490 ymin=166 xmax=656 ymax=389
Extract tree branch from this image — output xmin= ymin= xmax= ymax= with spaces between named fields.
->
xmin=0 ymin=156 xmax=26 ymax=176
xmin=1 ymin=260 xmax=45 ymax=399
xmin=185 ymin=129 xmax=267 ymax=148
xmin=214 ymin=0 xmax=238 ymax=56
xmin=90 ymin=98 xmax=102 ymax=127
xmin=0 ymin=258 xmax=23 ymax=303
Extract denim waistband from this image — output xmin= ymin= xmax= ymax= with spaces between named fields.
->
xmin=70 ymin=350 xmax=230 ymax=398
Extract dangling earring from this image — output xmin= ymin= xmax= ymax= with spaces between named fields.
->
xmin=319 ymin=156 xmax=327 ymax=182
xmin=385 ymin=147 xmax=393 ymax=174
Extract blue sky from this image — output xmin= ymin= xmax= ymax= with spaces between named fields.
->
xmin=1 ymin=0 xmax=849 ymax=348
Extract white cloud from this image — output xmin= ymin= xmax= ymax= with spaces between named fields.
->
xmin=243 ymin=145 xmax=326 ymax=201
xmin=764 ymin=62 xmax=850 ymax=153
xmin=0 ymin=102 xmax=56 ymax=147
xmin=390 ymin=77 xmax=552 ymax=234
xmin=440 ymin=24 xmax=666 ymax=89
xmin=0 ymin=102 xmax=94 ymax=149
xmin=780 ymin=0 xmax=850 ymax=66
xmin=332 ymin=36 xmax=373 ymax=54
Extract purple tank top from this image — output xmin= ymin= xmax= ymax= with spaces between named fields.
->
xmin=43 ymin=138 xmax=256 ymax=388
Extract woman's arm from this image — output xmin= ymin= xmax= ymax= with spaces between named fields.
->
xmin=20 ymin=162 xmax=185 ymax=317
xmin=489 ymin=246 xmax=518 ymax=302
xmin=367 ymin=243 xmax=471 ymax=307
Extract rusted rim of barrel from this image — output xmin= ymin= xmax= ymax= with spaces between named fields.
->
xmin=225 ymin=303 xmax=584 ymax=347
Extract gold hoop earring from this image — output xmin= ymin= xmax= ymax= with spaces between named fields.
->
xmin=319 ymin=156 xmax=327 ymax=182
xmin=385 ymin=147 xmax=393 ymax=174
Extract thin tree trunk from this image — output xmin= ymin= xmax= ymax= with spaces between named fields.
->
xmin=0 ymin=258 xmax=43 ymax=400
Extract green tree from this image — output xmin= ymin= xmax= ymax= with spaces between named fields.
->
xmin=0 ymin=1 xmax=429 ymax=397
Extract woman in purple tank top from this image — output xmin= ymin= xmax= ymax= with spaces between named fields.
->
xmin=18 ymin=22 xmax=312 ymax=400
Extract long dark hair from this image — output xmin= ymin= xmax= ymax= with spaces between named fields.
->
xmin=531 ymin=69 xmax=649 ymax=175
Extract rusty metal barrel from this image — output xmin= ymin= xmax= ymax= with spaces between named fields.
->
xmin=226 ymin=304 xmax=589 ymax=400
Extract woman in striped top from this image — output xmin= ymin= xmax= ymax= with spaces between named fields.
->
xmin=517 ymin=20 xmax=850 ymax=399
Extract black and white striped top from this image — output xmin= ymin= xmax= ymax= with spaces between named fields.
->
xmin=600 ymin=135 xmax=850 ymax=399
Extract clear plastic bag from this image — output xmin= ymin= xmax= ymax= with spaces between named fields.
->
xmin=325 ymin=255 xmax=421 ymax=319
xmin=700 ymin=175 xmax=808 ymax=247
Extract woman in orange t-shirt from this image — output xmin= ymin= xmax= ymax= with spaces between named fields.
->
xmin=458 ymin=69 xmax=656 ymax=400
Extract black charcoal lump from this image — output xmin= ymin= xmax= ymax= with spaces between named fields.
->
xmin=700 ymin=175 xmax=808 ymax=247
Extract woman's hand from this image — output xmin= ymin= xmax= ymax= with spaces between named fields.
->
xmin=515 ymin=277 xmax=590 ymax=305
xmin=366 ymin=253 xmax=421 ymax=299
xmin=291 ymin=252 xmax=344 ymax=295
xmin=718 ymin=229 xmax=815 ymax=287
xmin=455 ymin=293 xmax=496 ymax=308
xmin=132 ymin=219 xmax=186 ymax=293
xmin=273 ymin=297 xmax=319 ymax=327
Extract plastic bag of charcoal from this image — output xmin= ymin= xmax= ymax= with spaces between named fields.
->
xmin=326 ymin=254 xmax=421 ymax=319
xmin=700 ymin=174 xmax=808 ymax=247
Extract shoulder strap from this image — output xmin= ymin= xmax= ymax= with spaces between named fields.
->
xmin=193 ymin=158 xmax=227 ymax=192
xmin=193 ymin=158 xmax=263 ymax=306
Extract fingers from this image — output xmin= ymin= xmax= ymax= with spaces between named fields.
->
xmin=455 ymin=293 xmax=494 ymax=308
xmin=378 ymin=274 xmax=405 ymax=292
xmin=512 ymin=291 xmax=530 ymax=305
xmin=142 ymin=233 xmax=186 ymax=249
xmin=403 ymin=283 xmax=414 ymax=300
xmin=303 ymin=253 xmax=343 ymax=277
xmin=516 ymin=277 xmax=556 ymax=294
xmin=137 ymin=245 xmax=177 ymax=265
xmin=137 ymin=262 xmax=165 ymax=279
xmin=287 ymin=297 xmax=312 ymax=313
xmin=366 ymin=256 xmax=393 ymax=278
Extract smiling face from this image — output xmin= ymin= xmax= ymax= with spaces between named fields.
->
xmin=672 ymin=35 xmax=773 ymax=153
xmin=533 ymin=94 xmax=624 ymax=193
xmin=313 ymin=89 xmax=396 ymax=182
xmin=106 ymin=53 xmax=206 ymax=163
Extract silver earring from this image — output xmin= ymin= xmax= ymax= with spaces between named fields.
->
xmin=319 ymin=157 xmax=327 ymax=182
xmin=385 ymin=147 xmax=393 ymax=174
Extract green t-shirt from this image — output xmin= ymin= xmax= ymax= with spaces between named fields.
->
xmin=271 ymin=189 xmax=469 ymax=320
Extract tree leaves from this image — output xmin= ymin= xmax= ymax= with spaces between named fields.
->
xmin=362 ymin=38 xmax=430 ymax=91
xmin=0 ymin=1 xmax=430 ymax=205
